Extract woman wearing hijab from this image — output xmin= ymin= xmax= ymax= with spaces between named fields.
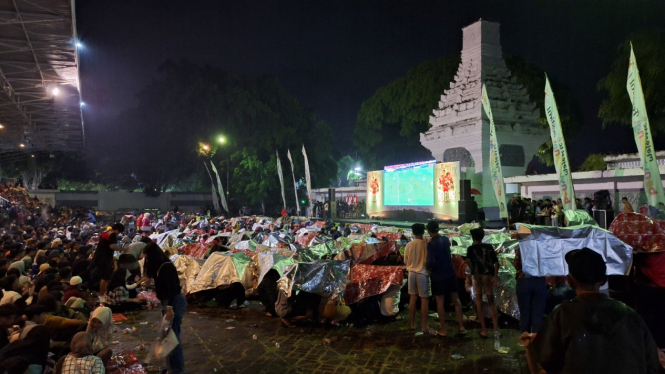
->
xmin=85 ymin=307 xmax=113 ymax=365
xmin=141 ymin=243 xmax=186 ymax=374
xmin=56 ymin=332 xmax=105 ymax=374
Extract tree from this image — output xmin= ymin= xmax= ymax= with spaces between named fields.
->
xmin=93 ymin=60 xmax=337 ymax=211
xmin=353 ymin=55 xmax=580 ymax=168
xmin=579 ymin=154 xmax=606 ymax=171
xmin=504 ymin=56 xmax=582 ymax=166
xmin=598 ymin=30 xmax=665 ymax=133
xmin=353 ymin=56 xmax=460 ymax=169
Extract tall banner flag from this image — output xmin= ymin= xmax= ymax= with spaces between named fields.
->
xmin=276 ymin=151 xmax=287 ymax=209
xmin=203 ymin=161 xmax=221 ymax=214
xmin=627 ymin=44 xmax=665 ymax=207
xmin=287 ymin=149 xmax=300 ymax=215
xmin=302 ymin=145 xmax=312 ymax=205
xmin=211 ymin=162 xmax=229 ymax=213
xmin=481 ymin=84 xmax=508 ymax=218
xmin=544 ymin=76 xmax=576 ymax=211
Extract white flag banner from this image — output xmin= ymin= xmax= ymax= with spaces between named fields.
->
xmin=203 ymin=161 xmax=221 ymax=214
xmin=302 ymin=145 xmax=312 ymax=204
xmin=276 ymin=151 xmax=287 ymax=209
xmin=287 ymin=149 xmax=300 ymax=215
xmin=211 ymin=162 xmax=229 ymax=213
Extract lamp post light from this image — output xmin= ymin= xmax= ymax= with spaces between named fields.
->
xmin=217 ymin=135 xmax=230 ymax=197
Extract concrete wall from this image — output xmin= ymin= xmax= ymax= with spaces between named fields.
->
xmin=27 ymin=190 xmax=213 ymax=213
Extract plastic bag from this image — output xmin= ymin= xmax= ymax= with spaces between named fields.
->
xmin=148 ymin=329 xmax=179 ymax=360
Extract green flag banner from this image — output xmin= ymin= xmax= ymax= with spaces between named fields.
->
xmin=544 ymin=76 xmax=576 ymax=211
xmin=481 ymin=84 xmax=508 ymax=218
xmin=627 ymin=44 xmax=665 ymax=207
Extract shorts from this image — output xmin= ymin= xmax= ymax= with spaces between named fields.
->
xmin=407 ymin=272 xmax=430 ymax=298
xmin=431 ymin=276 xmax=458 ymax=296
xmin=472 ymin=274 xmax=494 ymax=296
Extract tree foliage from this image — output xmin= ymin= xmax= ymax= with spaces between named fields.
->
xmin=353 ymin=56 xmax=460 ymax=169
xmin=504 ymin=56 xmax=581 ymax=166
xmin=578 ymin=154 xmax=606 ymax=172
xmin=353 ymin=55 xmax=580 ymax=168
xmin=92 ymin=60 xmax=336 ymax=212
xmin=598 ymin=29 xmax=665 ymax=134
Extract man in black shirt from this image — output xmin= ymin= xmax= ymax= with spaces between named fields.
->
xmin=520 ymin=248 xmax=660 ymax=374
xmin=91 ymin=223 xmax=124 ymax=295
xmin=466 ymin=228 xmax=499 ymax=339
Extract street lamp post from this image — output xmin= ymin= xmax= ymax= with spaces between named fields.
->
xmin=217 ymin=136 xmax=230 ymax=199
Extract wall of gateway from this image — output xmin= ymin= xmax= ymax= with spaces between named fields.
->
xmin=26 ymin=190 xmax=213 ymax=213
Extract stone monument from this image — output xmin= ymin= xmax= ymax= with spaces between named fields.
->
xmin=420 ymin=19 xmax=549 ymax=219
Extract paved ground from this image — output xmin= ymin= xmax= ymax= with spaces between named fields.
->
xmin=112 ymin=301 xmax=529 ymax=374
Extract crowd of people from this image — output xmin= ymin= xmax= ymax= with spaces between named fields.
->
xmin=0 ymin=179 xmax=661 ymax=373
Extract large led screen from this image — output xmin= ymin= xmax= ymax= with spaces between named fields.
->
xmin=383 ymin=162 xmax=434 ymax=206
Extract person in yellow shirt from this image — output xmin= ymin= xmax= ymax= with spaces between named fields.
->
xmin=404 ymin=223 xmax=430 ymax=333
xmin=621 ymin=197 xmax=634 ymax=213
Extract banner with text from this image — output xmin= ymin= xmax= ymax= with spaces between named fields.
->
xmin=544 ymin=76 xmax=576 ymax=211
xmin=481 ymin=84 xmax=508 ymax=218
xmin=627 ymin=44 xmax=665 ymax=207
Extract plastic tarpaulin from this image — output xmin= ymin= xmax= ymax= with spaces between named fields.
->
xmin=292 ymin=260 xmax=350 ymax=300
xmin=344 ymin=264 xmax=404 ymax=304
xmin=495 ymin=254 xmax=520 ymax=320
xmin=335 ymin=241 xmax=397 ymax=265
xmin=178 ymin=243 xmax=210 ymax=259
xmin=563 ymin=210 xmax=598 ymax=227
xmin=257 ymin=252 xmax=297 ymax=285
xmin=633 ymin=251 xmax=665 ymax=287
xmin=170 ymin=255 xmax=205 ymax=295
xmin=517 ymin=224 xmax=633 ymax=277
xmin=609 ymin=212 xmax=665 ymax=253
xmin=297 ymin=241 xmax=337 ymax=262
xmin=188 ymin=252 xmax=253 ymax=293
xmin=450 ymin=231 xmax=517 ymax=256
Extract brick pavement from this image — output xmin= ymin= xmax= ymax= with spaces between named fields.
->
xmin=112 ymin=302 xmax=529 ymax=374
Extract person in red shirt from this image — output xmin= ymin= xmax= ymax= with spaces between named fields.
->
xmin=281 ymin=208 xmax=287 ymax=218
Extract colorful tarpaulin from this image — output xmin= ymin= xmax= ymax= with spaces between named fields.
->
xmin=609 ymin=212 xmax=665 ymax=253
xmin=344 ymin=264 xmax=404 ymax=304
xmin=481 ymin=83 xmax=508 ymax=218
xmin=178 ymin=243 xmax=210 ymax=259
xmin=257 ymin=252 xmax=296 ymax=285
xmin=188 ymin=252 xmax=253 ymax=293
xmin=516 ymin=224 xmax=633 ymax=277
xmin=171 ymin=255 xmax=205 ymax=295
xmin=292 ymin=260 xmax=350 ymax=300
xmin=627 ymin=44 xmax=665 ymax=207
xmin=544 ymin=76 xmax=576 ymax=211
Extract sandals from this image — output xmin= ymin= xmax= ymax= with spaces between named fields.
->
xmin=478 ymin=331 xmax=489 ymax=339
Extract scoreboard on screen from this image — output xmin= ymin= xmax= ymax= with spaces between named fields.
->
xmin=366 ymin=161 xmax=460 ymax=220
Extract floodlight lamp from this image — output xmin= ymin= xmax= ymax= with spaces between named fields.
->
xmin=80 ymin=102 xmax=85 ymax=107
xmin=51 ymin=87 xmax=60 ymax=96
xmin=76 ymin=42 xmax=83 ymax=48
xmin=354 ymin=167 xmax=362 ymax=171
xmin=0 ymin=124 xmax=4 ymax=129
xmin=218 ymin=136 xmax=226 ymax=144
xmin=202 ymin=145 xmax=210 ymax=151
xmin=19 ymin=143 xmax=25 ymax=148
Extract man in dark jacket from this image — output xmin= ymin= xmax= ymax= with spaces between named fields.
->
xmin=520 ymin=248 xmax=660 ymax=374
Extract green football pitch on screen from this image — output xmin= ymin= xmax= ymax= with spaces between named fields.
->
xmin=383 ymin=164 xmax=434 ymax=206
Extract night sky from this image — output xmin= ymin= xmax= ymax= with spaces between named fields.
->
xmin=76 ymin=0 xmax=665 ymax=168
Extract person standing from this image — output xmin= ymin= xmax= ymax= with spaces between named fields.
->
xmin=142 ymin=243 xmax=186 ymax=374
xmin=426 ymin=221 xmax=466 ymax=337
xmin=621 ymin=197 xmax=634 ymax=213
xmin=91 ymin=223 xmax=124 ymax=295
xmin=466 ymin=228 xmax=500 ymax=339
xmin=514 ymin=248 xmax=547 ymax=334
xmin=520 ymin=248 xmax=659 ymax=374
xmin=404 ymin=223 xmax=430 ymax=334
